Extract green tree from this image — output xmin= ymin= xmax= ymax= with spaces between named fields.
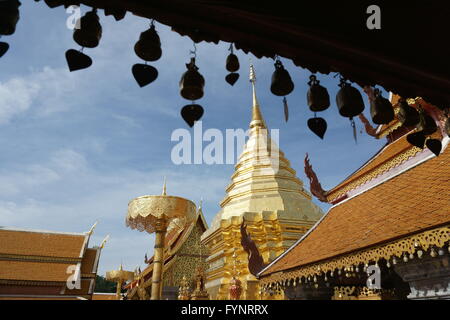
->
xmin=94 ymin=275 xmax=116 ymax=293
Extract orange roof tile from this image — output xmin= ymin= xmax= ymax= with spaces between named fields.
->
xmin=0 ymin=229 xmax=87 ymax=258
xmin=262 ymin=143 xmax=450 ymax=275
xmin=80 ymin=248 xmax=100 ymax=274
xmin=0 ymin=260 xmax=74 ymax=282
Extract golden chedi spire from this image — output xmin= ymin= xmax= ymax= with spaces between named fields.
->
xmin=249 ymin=64 xmax=266 ymax=129
xmin=201 ymin=63 xmax=324 ymax=300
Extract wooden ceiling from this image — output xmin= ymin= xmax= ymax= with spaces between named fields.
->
xmin=41 ymin=0 xmax=450 ymax=109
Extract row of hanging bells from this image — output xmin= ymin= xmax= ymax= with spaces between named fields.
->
xmin=132 ymin=20 xmax=161 ymax=87
xmin=66 ymin=8 xmax=102 ymax=72
xmin=270 ymin=58 xmax=294 ymax=122
xmin=0 ymin=0 xmax=21 ymax=59
xmin=179 ymin=44 xmax=205 ymax=127
xmin=405 ymin=102 xmax=441 ymax=156
xmin=225 ymin=43 xmax=240 ymax=86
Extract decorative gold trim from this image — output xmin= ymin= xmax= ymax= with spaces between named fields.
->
xmin=220 ymin=187 xmax=312 ymax=207
xmin=225 ymin=174 xmax=302 ymax=193
xmin=326 ymin=139 xmax=426 ymax=202
xmin=260 ymin=225 xmax=450 ymax=286
xmin=230 ymin=164 xmax=296 ymax=180
xmin=327 ymin=129 xmax=443 ymax=202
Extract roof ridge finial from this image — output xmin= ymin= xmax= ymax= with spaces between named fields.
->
xmin=249 ymin=62 xmax=266 ymax=129
xmin=87 ymin=221 xmax=98 ymax=235
xmin=162 ymin=176 xmax=167 ymax=195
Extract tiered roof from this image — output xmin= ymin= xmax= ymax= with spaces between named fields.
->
xmin=0 ymin=226 xmax=102 ymax=300
xmin=259 ymin=106 xmax=450 ymax=284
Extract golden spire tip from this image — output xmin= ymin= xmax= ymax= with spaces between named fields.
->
xmin=162 ymin=176 xmax=167 ymax=196
xmin=249 ymin=63 xmax=266 ymax=128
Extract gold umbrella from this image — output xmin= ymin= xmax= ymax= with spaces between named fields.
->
xmin=125 ymin=179 xmax=196 ymax=299
xmin=106 ymin=264 xmax=134 ymax=299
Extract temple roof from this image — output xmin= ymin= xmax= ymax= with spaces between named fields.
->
xmin=0 ymin=227 xmax=88 ymax=259
xmin=0 ymin=226 xmax=102 ymax=299
xmin=259 ymin=136 xmax=450 ymax=277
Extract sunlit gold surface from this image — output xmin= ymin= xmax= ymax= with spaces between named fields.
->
xmin=126 ymin=195 xmax=197 ymax=234
xmin=106 ymin=269 xmax=134 ymax=282
xmin=106 ymin=267 xmax=134 ymax=299
xmin=200 ymin=66 xmax=323 ymax=300
xmin=125 ymin=184 xmax=197 ymax=299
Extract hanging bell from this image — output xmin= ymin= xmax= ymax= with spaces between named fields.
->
xmin=134 ymin=24 xmax=162 ymax=62
xmin=370 ymin=88 xmax=395 ymax=124
xmin=73 ymin=10 xmax=102 ymax=48
xmin=180 ymin=57 xmax=205 ymax=101
xmin=270 ymin=59 xmax=294 ymax=96
xmin=226 ymin=53 xmax=239 ymax=73
xmin=0 ymin=0 xmax=21 ymax=36
xmin=397 ymin=98 xmax=420 ymax=127
xmin=416 ymin=108 xmax=437 ymax=135
xmin=307 ymin=75 xmax=330 ymax=112
xmin=336 ymin=79 xmax=365 ymax=118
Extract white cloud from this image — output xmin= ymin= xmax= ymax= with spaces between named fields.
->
xmin=0 ymin=76 xmax=40 ymax=124
xmin=0 ymin=147 xmax=227 ymax=276
xmin=50 ymin=148 xmax=87 ymax=172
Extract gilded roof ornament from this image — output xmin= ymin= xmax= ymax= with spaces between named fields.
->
xmin=249 ymin=64 xmax=266 ymax=129
xmin=162 ymin=176 xmax=167 ymax=196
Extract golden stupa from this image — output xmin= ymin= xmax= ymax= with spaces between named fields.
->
xmin=200 ymin=65 xmax=324 ymax=300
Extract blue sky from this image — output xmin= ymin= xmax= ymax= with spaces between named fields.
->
xmin=0 ymin=3 xmax=386 ymax=276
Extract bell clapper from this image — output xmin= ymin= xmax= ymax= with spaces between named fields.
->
xmin=283 ymin=96 xmax=289 ymax=122
xmin=351 ymin=117 xmax=357 ymax=144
